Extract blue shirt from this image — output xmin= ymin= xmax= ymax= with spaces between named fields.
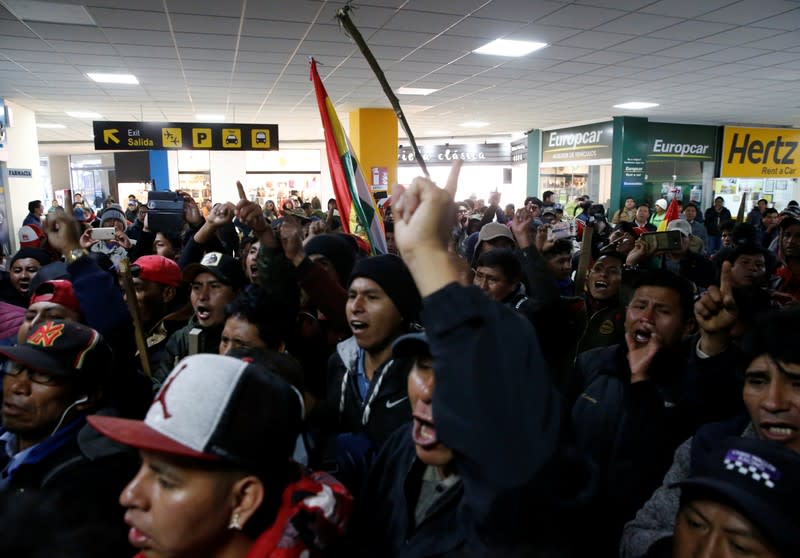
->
xmin=355 ymin=347 xmax=369 ymax=401
xmin=0 ymin=431 xmax=37 ymax=490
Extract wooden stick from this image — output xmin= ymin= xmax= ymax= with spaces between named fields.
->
xmin=118 ymin=258 xmax=152 ymax=378
xmin=736 ymin=190 xmax=748 ymax=222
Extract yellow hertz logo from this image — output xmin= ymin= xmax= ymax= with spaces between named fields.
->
xmin=722 ymin=127 xmax=800 ymax=178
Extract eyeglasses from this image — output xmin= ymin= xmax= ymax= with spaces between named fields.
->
xmin=3 ymin=362 xmax=61 ymax=385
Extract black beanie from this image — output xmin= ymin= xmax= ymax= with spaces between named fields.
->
xmin=349 ymin=254 xmax=421 ymax=324
xmin=304 ymin=234 xmax=356 ymax=286
xmin=9 ymin=247 xmax=51 ymax=268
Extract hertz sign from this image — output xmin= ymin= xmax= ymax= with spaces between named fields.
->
xmin=92 ymin=121 xmax=279 ymax=151
xmin=721 ymin=126 xmax=799 ymax=178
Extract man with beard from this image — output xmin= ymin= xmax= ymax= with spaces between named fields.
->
xmin=570 ymin=269 xmax=744 ymax=555
xmin=155 ymin=252 xmax=245 ymax=384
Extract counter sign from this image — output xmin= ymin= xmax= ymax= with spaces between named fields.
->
xmin=93 ymin=121 xmax=279 ymax=151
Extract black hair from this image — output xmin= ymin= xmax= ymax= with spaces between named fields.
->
xmin=384 ymin=221 xmax=394 ymax=233
xmin=555 ymin=208 xmax=564 ymax=214
xmin=719 ymin=220 xmax=736 ymax=233
xmin=543 ymin=190 xmax=554 ymax=200
xmin=28 ymin=200 xmax=42 ymax=213
xmin=741 ymin=308 xmax=800 ymax=365
xmin=757 ymin=198 xmax=768 ymax=205
xmin=224 ymin=287 xmax=292 ymax=351
xmin=594 ymin=251 xmax=626 ymax=265
xmin=789 ymin=200 xmax=799 ymax=207
xmin=637 ymin=203 xmax=650 ymax=210
xmin=475 ymin=248 xmax=522 ymax=283
xmin=731 ymin=223 xmax=758 ymax=245
xmin=542 ymin=239 xmax=573 ymax=259
xmin=632 ymin=269 xmax=695 ymax=323
xmin=715 ymin=196 xmax=724 ymax=203
xmin=764 ymin=207 xmax=778 ymax=216
xmin=524 ymin=196 xmax=539 ymax=207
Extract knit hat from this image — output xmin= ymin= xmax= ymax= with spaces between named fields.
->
xmin=9 ymin=247 xmax=51 ymax=268
xmin=304 ymin=234 xmax=357 ymax=286
xmin=133 ymin=255 xmax=181 ymax=287
xmin=30 ymin=280 xmax=81 ymax=314
xmin=779 ymin=205 xmax=800 ymax=229
xmin=655 ymin=199 xmax=668 ymax=210
xmin=19 ymin=224 xmax=45 ymax=248
xmin=349 ymin=254 xmax=421 ymax=324
xmin=88 ymin=354 xmax=302 ymax=471
xmin=99 ymin=205 xmax=126 ymax=226
xmin=673 ymin=436 xmax=800 ymax=557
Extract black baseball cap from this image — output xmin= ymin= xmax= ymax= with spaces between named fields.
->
xmin=182 ymin=252 xmax=247 ymax=289
xmin=392 ymin=332 xmax=430 ymax=359
xmin=672 ymin=436 xmax=800 ymax=556
xmin=0 ymin=320 xmax=110 ymax=379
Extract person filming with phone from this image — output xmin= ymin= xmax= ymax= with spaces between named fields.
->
xmin=626 ymin=219 xmax=714 ymax=291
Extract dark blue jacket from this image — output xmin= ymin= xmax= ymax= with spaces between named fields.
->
xmin=355 ymin=284 xmax=573 ymax=557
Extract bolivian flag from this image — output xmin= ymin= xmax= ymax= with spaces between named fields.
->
xmin=310 ymin=58 xmax=387 ymax=255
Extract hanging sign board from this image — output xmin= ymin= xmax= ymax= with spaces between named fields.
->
xmin=93 ymin=121 xmax=279 ymax=151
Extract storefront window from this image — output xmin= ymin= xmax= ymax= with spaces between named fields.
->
xmin=69 ymin=153 xmax=115 ymax=209
xmin=245 ymin=150 xmax=322 ymax=211
xmin=713 ymin=178 xmax=799 ymax=213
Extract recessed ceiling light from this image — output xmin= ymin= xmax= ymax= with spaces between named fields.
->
xmin=87 ymin=73 xmax=139 ymax=85
xmin=397 ymin=87 xmax=438 ymax=96
xmin=460 ymin=121 xmax=490 ymax=128
xmin=65 ymin=111 xmax=102 ymax=118
xmin=196 ymin=113 xmax=225 ymax=121
xmin=473 ymin=39 xmax=547 ymax=57
xmin=1 ymin=0 xmax=96 ymax=25
xmin=614 ymin=102 xmax=659 ymax=110
xmin=37 ymin=123 xmax=66 ymax=129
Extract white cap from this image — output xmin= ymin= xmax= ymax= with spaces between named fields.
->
xmin=655 ymin=199 xmax=668 ymax=210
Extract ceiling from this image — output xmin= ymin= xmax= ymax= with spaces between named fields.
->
xmin=2 ymin=0 xmax=800 ymax=150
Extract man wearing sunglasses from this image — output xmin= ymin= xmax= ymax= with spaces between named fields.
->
xmin=0 ymin=320 xmax=138 ymax=555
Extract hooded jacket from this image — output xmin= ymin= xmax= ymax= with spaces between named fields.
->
xmin=326 ymin=335 xmax=414 ymax=452
xmin=155 ymin=316 xmax=224 ymax=384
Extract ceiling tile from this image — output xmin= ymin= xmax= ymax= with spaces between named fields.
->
xmin=594 ymin=12 xmax=685 ymax=35
xmin=556 ymin=30 xmax=634 ymax=49
xmin=698 ymin=26 xmax=781 ymax=45
xmin=698 ymin=0 xmax=798 ymax=25
xmin=649 ymin=20 xmax=735 ymax=40
xmin=108 ymin=29 xmax=174 ymax=46
xmin=641 ymin=0 xmax=737 ymax=18
xmin=608 ymin=36 xmax=681 ymax=54
xmin=750 ymin=7 xmax=800 ymax=30
xmin=88 ymin=7 xmax=169 ymax=30
xmin=656 ymin=42 xmax=725 ymax=58
xmin=574 ymin=50 xmax=635 ymax=64
xmin=536 ymin=5 xmax=627 ymax=29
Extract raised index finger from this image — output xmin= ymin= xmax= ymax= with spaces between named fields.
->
xmin=444 ymin=160 xmax=462 ymax=199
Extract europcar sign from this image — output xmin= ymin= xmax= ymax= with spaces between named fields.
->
xmin=541 ymin=122 xmax=613 ymax=163
xmin=646 ymin=123 xmax=717 ymax=161
xmin=721 ymin=126 xmax=800 ymax=178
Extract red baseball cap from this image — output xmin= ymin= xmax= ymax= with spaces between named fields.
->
xmin=19 ymin=224 xmax=45 ymax=248
xmin=30 ymin=280 xmax=81 ymax=314
xmin=132 ymin=255 xmax=181 ymax=287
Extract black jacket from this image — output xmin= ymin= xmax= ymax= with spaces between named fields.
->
xmin=703 ymin=207 xmax=732 ymax=236
xmin=325 ymin=336 xmax=414 ymax=452
xmin=570 ymin=340 xmax=744 ymax=554
xmin=355 ymin=284 xmax=574 ymax=558
xmin=0 ymin=414 xmax=139 ymax=557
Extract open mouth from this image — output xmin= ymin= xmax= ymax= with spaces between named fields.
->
xmin=760 ymin=422 xmax=797 ymax=440
xmin=248 ymin=265 xmax=258 ymax=279
xmin=633 ymin=328 xmax=653 ymax=344
xmin=195 ymin=305 xmax=211 ymax=321
xmin=412 ymin=415 xmax=439 ymax=450
xmin=350 ymin=320 xmax=368 ymax=333
xmin=593 ymin=280 xmax=609 ymax=291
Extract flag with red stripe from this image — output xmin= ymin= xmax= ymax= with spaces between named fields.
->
xmin=657 ymin=198 xmax=681 ymax=231
xmin=309 ymin=58 xmax=387 ymax=255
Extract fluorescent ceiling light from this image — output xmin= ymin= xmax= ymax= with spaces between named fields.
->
xmin=460 ymin=121 xmax=490 ymax=128
xmin=196 ymin=113 xmax=225 ymax=121
xmin=473 ymin=39 xmax=547 ymax=57
xmin=87 ymin=73 xmax=139 ymax=85
xmin=614 ymin=102 xmax=659 ymax=110
xmin=37 ymin=123 xmax=66 ymax=129
xmin=66 ymin=111 xmax=101 ymax=118
xmin=0 ymin=0 xmax=96 ymax=25
xmin=397 ymin=87 xmax=438 ymax=96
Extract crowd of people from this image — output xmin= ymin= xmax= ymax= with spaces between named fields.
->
xmin=0 ymin=168 xmax=799 ymax=558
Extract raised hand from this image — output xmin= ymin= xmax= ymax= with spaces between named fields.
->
xmin=695 ymin=261 xmax=738 ymax=336
xmin=279 ymin=216 xmax=305 ymax=266
xmin=178 ymin=191 xmax=203 ymax=226
xmin=45 ymin=211 xmax=83 ymax=255
xmin=393 ymin=161 xmax=462 ymax=297
xmin=236 ymin=199 xmax=268 ymax=234
xmin=511 ymin=208 xmax=532 ymax=249
xmin=207 ymin=202 xmax=235 ymax=228
xmin=625 ymin=329 xmax=662 ymax=383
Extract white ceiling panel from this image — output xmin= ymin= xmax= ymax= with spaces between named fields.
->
xmin=3 ymin=0 xmax=796 ymax=145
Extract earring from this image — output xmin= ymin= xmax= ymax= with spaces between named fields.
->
xmin=229 ymin=511 xmax=241 ymax=530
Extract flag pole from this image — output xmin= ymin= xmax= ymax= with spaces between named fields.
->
xmin=336 ymin=4 xmax=429 ymax=178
